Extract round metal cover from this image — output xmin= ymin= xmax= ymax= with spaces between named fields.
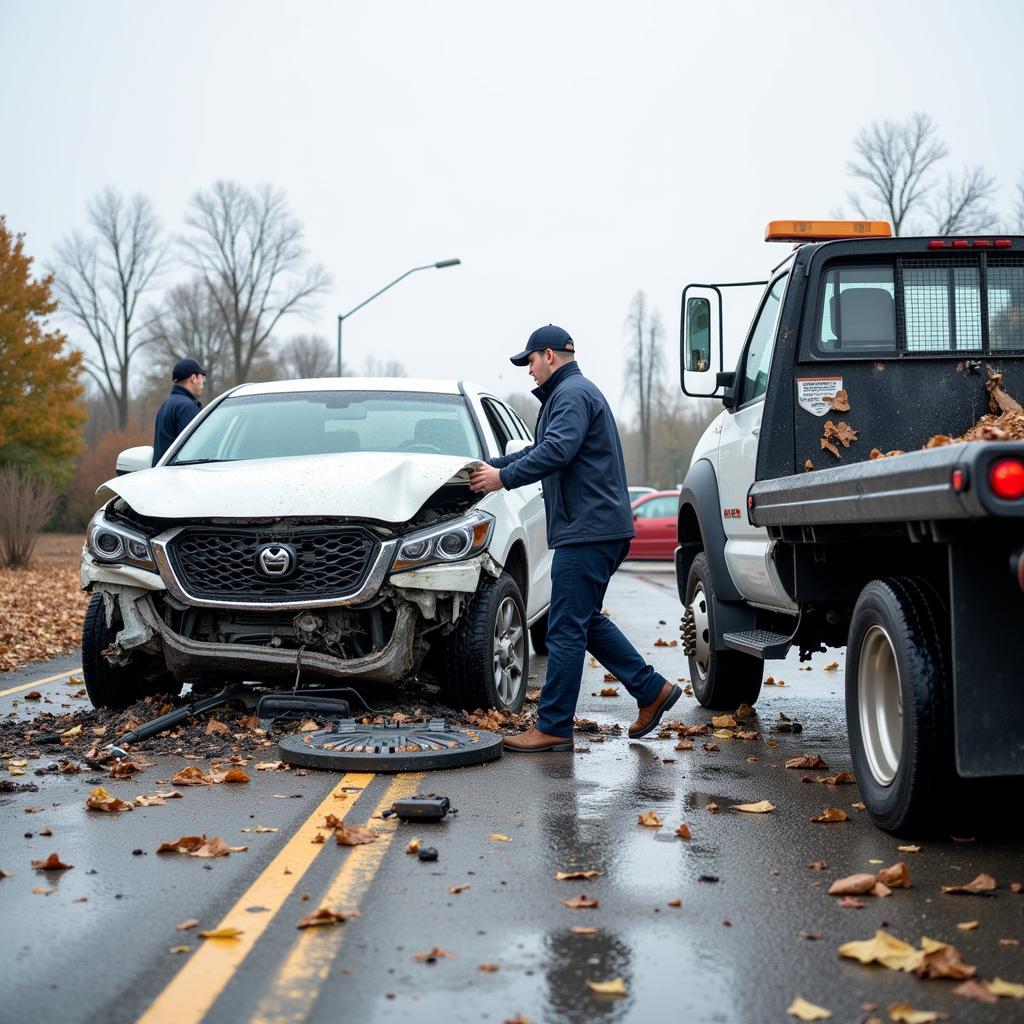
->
xmin=277 ymin=718 xmax=503 ymax=772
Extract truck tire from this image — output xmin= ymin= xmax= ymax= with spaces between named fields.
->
xmin=82 ymin=593 xmax=181 ymax=709
xmin=440 ymin=572 xmax=528 ymax=713
xmin=684 ymin=552 xmax=762 ymax=708
xmin=529 ymin=611 xmax=549 ymax=656
xmin=845 ymin=577 xmax=952 ymax=835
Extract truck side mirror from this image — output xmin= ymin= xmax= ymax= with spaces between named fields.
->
xmin=680 ymin=287 xmax=724 ymax=398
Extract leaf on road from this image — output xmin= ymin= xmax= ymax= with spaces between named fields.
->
xmin=603 ymin=673 xmax=618 ymax=682
xmin=667 ymin=898 xmax=681 ymax=907
xmin=824 ymin=662 xmax=839 ymax=671
xmin=478 ymin=962 xmax=500 ymax=972
xmin=952 ymin=979 xmax=998 ymax=1004
xmin=169 ymin=946 xmax=192 ymax=955
xmin=956 ymin=921 xmax=978 ymax=931
xmin=158 ymin=835 xmax=206 ymax=854
xmin=915 ymin=937 xmax=976 ymax=980
xmin=298 ymin=720 xmax=320 ymax=732
xmin=878 ymin=862 xmax=912 ymax=889
xmin=941 ymin=873 xmax=997 ymax=895
xmin=732 ymin=800 xmax=775 ymax=814
xmin=296 ymin=907 xmax=359 ymax=929
xmin=108 ymin=757 xmax=150 ymax=779
xmin=205 ymin=719 xmax=230 ymax=736
xmin=211 ymin=767 xmax=251 ymax=784
xmin=171 ymin=766 xmax=215 ymax=787
xmin=818 ymin=772 xmax=855 ymax=786
xmin=255 ymin=761 xmax=289 ymax=771
xmin=675 ymin=740 xmax=694 ymax=751
xmin=240 ymin=827 xmax=278 ymax=833
xmin=177 ymin=918 xmax=200 ymax=931
xmin=335 ymin=822 xmax=378 ymax=846
xmin=413 ymin=947 xmax=453 ymax=962
xmin=702 ymin=742 xmax=720 ymax=752
xmin=838 ymin=930 xmax=924 ymax=972
xmin=32 ymin=886 xmax=56 ymax=895
xmin=988 ymin=978 xmax=1024 ymax=999
xmin=786 ymin=996 xmax=832 ymax=1020
xmin=562 ymin=894 xmax=599 ymax=909
xmin=712 ymin=715 xmax=737 ymax=728
xmin=31 ymin=852 xmax=72 ymax=871
xmin=675 ymin=824 xmax=692 ymax=840
xmin=810 ymin=807 xmax=848 ymax=823
xmin=199 ymin=927 xmax=243 ymax=940
xmin=488 ymin=834 xmax=511 ymax=842
xmin=406 ymin=838 xmax=421 ymax=854
xmin=555 ymin=870 xmax=603 ymax=880
xmin=786 ymin=755 xmax=828 ymax=770
xmin=571 ymin=926 xmax=598 ymax=936
xmin=449 ymin=884 xmax=471 ymax=894
xmin=599 ymin=687 xmax=619 ymax=697
xmin=735 ymin=703 xmax=755 ymax=717
xmin=887 ymin=1004 xmax=947 ymax=1023
xmin=192 ymin=838 xmax=246 ymax=858
xmin=586 ymin=978 xmax=626 ymax=996
xmin=828 ymin=874 xmax=879 ymax=896
xmin=525 ymin=688 xmax=541 ymax=703
xmin=712 ymin=729 xmax=736 ymax=739
xmin=838 ymin=896 xmax=865 ymax=908
xmin=637 ymin=811 xmax=663 ymax=828
xmin=85 ymin=786 xmax=133 ymax=812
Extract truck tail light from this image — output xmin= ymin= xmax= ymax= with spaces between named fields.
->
xmin=988 ymin=458 xmax=1024 ymax=500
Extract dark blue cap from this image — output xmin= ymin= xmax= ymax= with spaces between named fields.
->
xmin=172 ymin=358 xmax=207 ymax=381
xmin=509 ymin=324 xmax=575 ymax=366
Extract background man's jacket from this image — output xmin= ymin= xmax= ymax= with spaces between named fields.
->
xmin=152 ymin=385 xmax=201 ymax=464
xmin=488 ymin=362 xmax=635 ymax=547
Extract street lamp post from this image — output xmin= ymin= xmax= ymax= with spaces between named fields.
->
xmin=336 ymin=258 xmax=461 ymax=376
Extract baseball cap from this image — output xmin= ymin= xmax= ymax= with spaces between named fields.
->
xmin=509 ymin=324 xmax=576 ymax=366
xmin=172 ymin=358 xmax=207 ymax=381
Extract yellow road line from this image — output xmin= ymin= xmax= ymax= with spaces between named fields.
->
xmin=136 ymin=772 xmax=375 ymax=1024
xmin=250 ymin=772 xmax=424 ymax=1024
xmin=0 ymin=666 xmax=83 ymax=699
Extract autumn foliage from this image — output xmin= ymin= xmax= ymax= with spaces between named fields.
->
xmin=62 ymin=423 xmax=151 ymax=528
xmin=0 ymin=216 xmax=86 ymax=485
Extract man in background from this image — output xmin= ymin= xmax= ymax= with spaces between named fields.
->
xmin=152 ymin=358 xmax=206 ymax=464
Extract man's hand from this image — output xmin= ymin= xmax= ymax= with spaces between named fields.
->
xmin=469 ymin=465 xmax=504 ymax=494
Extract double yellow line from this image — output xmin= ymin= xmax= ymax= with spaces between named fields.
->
xmin=0 ymin=666 xmax=82 ymax=699
xmin=139 ymin=771 xmax=422 ymax=1024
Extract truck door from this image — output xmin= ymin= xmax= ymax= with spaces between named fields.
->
xmin=718 ymin=275 xmax=795 ymax=608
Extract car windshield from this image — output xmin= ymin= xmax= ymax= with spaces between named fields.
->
xmin=171 ymin=390 xmax=482 ymax=463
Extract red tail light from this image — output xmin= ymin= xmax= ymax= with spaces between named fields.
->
xmin=989 ymin=458 xmax=1024 ymax=500
xmin=994 ymin=239 xmax=1013 ymax=248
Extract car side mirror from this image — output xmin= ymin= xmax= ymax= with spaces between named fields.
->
xmin=116 ymin=445 xmax=155 ymax=474
xmin=505 ymin=438 xmax=531 ymax=456
xmin=680 ymin=287 xmax=724 ymax=399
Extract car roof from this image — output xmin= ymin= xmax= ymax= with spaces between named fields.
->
xmin=231 ymin=377 xmax=476 ymax=398
xmin=634 ymin=490 xmax=681 ymax=501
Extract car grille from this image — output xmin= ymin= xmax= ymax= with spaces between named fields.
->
xmin=166 ymin=526 xmax=378 ymax=602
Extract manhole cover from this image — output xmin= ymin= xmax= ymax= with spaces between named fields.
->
xmin=277 ymin=718 xmax=503 ymax=772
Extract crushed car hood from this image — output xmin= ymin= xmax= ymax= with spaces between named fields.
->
xmin=99 ymin=452 xmax=487 ymax=523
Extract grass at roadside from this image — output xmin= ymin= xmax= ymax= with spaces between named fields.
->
xmin=0 ymin=534 xmax=89 ymax=672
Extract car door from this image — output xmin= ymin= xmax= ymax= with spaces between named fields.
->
xmin=718 ymin=274 xmax=796 ymax=609
xmin=648 ymin=495 xmax=679 ymax=559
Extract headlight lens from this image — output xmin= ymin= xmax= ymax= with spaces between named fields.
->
xmin=392 ymin=510 xmax=494 ymax=572
xmin=86 ymin=506 xmax=157 ymax=571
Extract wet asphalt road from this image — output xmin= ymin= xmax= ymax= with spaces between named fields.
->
xmin=1 ymin=563 xmax=1022 ymax=1024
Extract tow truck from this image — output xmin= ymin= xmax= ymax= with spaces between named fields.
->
xmin=676 ymin=220 xmax=1024 ymax=834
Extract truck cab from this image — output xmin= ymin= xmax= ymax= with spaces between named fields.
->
xmin=675 ymin=220 xmax=1024 ymax=833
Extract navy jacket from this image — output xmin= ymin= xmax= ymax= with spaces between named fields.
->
xmin=152 ymin=384 xmax=201 ymax=464
xmin=488 ymin=362 xmax=635 ymax=548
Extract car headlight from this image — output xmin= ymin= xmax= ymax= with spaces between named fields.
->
xmin=391 ymin=510 xmax=494 ymax=573
xmin=86 ymin=507 xmax=157 ymax=571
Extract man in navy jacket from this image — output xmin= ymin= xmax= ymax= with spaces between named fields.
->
xmin=152 ymin=358 xmax=206 ymax=465
xmin=470 ymin=325 xmax=681 ymax=751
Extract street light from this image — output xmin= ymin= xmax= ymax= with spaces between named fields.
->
xmin=336 ymin=258 xmax=462 ymax=376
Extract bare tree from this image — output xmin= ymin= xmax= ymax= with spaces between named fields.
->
xmin=52 ymin=188 xmax=166 ymax=428
xmin=0 ymin=466 xmax=58 ymax=567
xmin=181 ymin=181 xmax=330 ymax=387
xmin=278 ymin=333 xmax=334 ymax=379
xmin=623 ymin=290 xmax=664 ymax=483
xmin=1014 ymin=172 xmax=1024 ymax=232
xmin=363 ymin=356 xmax=406 ymax=377
xmin=144 ymin=277 xmax=231 ymax=390
xmin=929 ymin=166 xmax=999 ymax=234
xmin=847 ymin=113 xmax=949 ymax=235
xmin=502 ymin=391 xmax=538 ymax=433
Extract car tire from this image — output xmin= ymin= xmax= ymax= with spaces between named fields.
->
xmin=440 ymin=572 xmax=528 ymax=713
xmin=846 ymin=577 xmax=952 ymax=836
xmin=82 ymin=593 xmax=181 ymax=709
xmin=684 ymin=552 xmax=762 ymax=709
xmin=528 ymin=611 xmax=549 ymax=656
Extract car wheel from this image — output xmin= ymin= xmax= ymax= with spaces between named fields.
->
xmin=440 ymin=572 xmax=528 ymax=713
xmin=528 ymin=611 xmax=548 ymax=656
xmin=683 ymin=552 xmax=762 ymax=708
xmin=82 ymin=593 xmax=181 ymax=710
xmin=846 ymin=577 xmax=952 ymax=835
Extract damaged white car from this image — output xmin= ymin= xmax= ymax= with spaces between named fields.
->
xmin=81 ymin=378 xmax=550 ymax=714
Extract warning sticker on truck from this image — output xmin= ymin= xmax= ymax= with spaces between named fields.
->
xmin=796 ymin=376 xmax=843 ymax=417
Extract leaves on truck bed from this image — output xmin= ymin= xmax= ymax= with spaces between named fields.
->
xmin=828 ymin=389 xmax=850 ymax=412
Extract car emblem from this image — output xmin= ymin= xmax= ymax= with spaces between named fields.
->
xmin=256 ymin=544 xmax=294 ymax=577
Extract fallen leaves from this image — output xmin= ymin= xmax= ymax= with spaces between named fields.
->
xmin=413 ymin=947 xmax=454 ymax=962
xmin=555 ymin=870 xmax=603 ymax=881
xmin=637 ymin=811 xmax=662 ymax=827
xmin=85 ymin=786 xmax=133 ymax=812
xmin=586 ymin=978 xmax=627 ymax=996
xmin=786 ymin=755 xmax=828 ymax=770
xmin=824 ymin=662 xmax=839 ymax=672
xmin=675 ymin=824 xmax=692 ymax=840
xmin=296 ymin=907 xmax=360 ymax=929
xmin=731 ymin=800 xmax=775 ymax=814
xmin=810 ymin=807 xmax=848 ymax=824
xmin=108 ymin=756 xmax=151 ymax=780
xmin=157 ymin=835 xmax=247 ymax=857
xmin=448 ymin=884 xmax=471 ymax=894
xmin=199 ymin=927 xmax=243 ymax=940
xmin=711 ymin=714 xmax=737 ymax=729
xmin=488 ymin=834 xmax=511 ymax=843
xmin=561 ymin=894 xmax=599 ymax=909
xmin=169 ymin=765 xmax=251 ymax=787
xmin=176 ymin=918 xmax=200 ymax=931
xmin=478 ymin=962 xmax=500 ymax=972
xmin=334 ymin=822 xmax=378 ymax=847
xmin=31 ymin=852 xmax=72 ymax=871
xmin=839 ymin=930 xmax=925 ymax=971
xmin=598 ymin=687 xmax=619 ymax=697
xmin=571 ymin=926 xmax=598 ymax=936
xmin=940 ymin=873 xmax=997 ymax=895
xmin=786 ymin=996 xmax=832 ymax=1020
xmin=134 ymin=790 xmax=182 ymax=807
xmin=887 ymin=1004 xmax=946 ymax=1023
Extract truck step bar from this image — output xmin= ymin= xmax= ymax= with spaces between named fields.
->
xmin=722 ymin=628 xmax=792 ymax=659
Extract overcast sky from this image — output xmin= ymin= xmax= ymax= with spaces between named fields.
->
xmin=3 ymin=0 xmax=1023 ymax=418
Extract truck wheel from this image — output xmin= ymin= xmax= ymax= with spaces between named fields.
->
xmin=529 ymin=611 xmax=548 ymax=656
xmin=82 ymin=593 xmax=181 ymax=709
xmin=684 ymin=552 xmax=762 ymax=708
xmin=846 ymin=577 xmax=952 ymax=835
xmin=440 ymin=573 xmax=528 ymax=713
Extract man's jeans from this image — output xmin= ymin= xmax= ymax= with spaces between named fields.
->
xmin=536 ymin=538 xmax=666 ymax=738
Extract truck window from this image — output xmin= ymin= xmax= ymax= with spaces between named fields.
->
xmin=819 ymin=266 xmax=897 ymax=352
xmin=987 ymin=257 xmax=1024 ymax=350
xmin=739 ymin=276 xmax=786 ymax=404
xmin=902 ymin=258 xmax=981 ymax=352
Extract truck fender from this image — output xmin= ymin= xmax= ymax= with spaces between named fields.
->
xmin=676 ymin=459 xmax=757 ymax=647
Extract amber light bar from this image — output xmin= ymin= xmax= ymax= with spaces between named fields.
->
xmin=765 ymin=220 xmax=892 ymax=242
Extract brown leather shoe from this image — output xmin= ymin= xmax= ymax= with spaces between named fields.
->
xmin=503 ymin=728 xmax=574 ymax=752
xmin=628 ymin=681 xmax=682 ymax=739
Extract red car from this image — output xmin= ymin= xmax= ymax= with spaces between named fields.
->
xmin=627 ymin=490 xmax=679 ymax=560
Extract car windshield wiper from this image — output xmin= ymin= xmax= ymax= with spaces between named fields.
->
xmin=171 ymin=458 xmax=237 ymax=466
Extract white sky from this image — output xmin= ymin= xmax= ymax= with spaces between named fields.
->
xmin=2 ymin=0 xmax=1022 ymax=418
